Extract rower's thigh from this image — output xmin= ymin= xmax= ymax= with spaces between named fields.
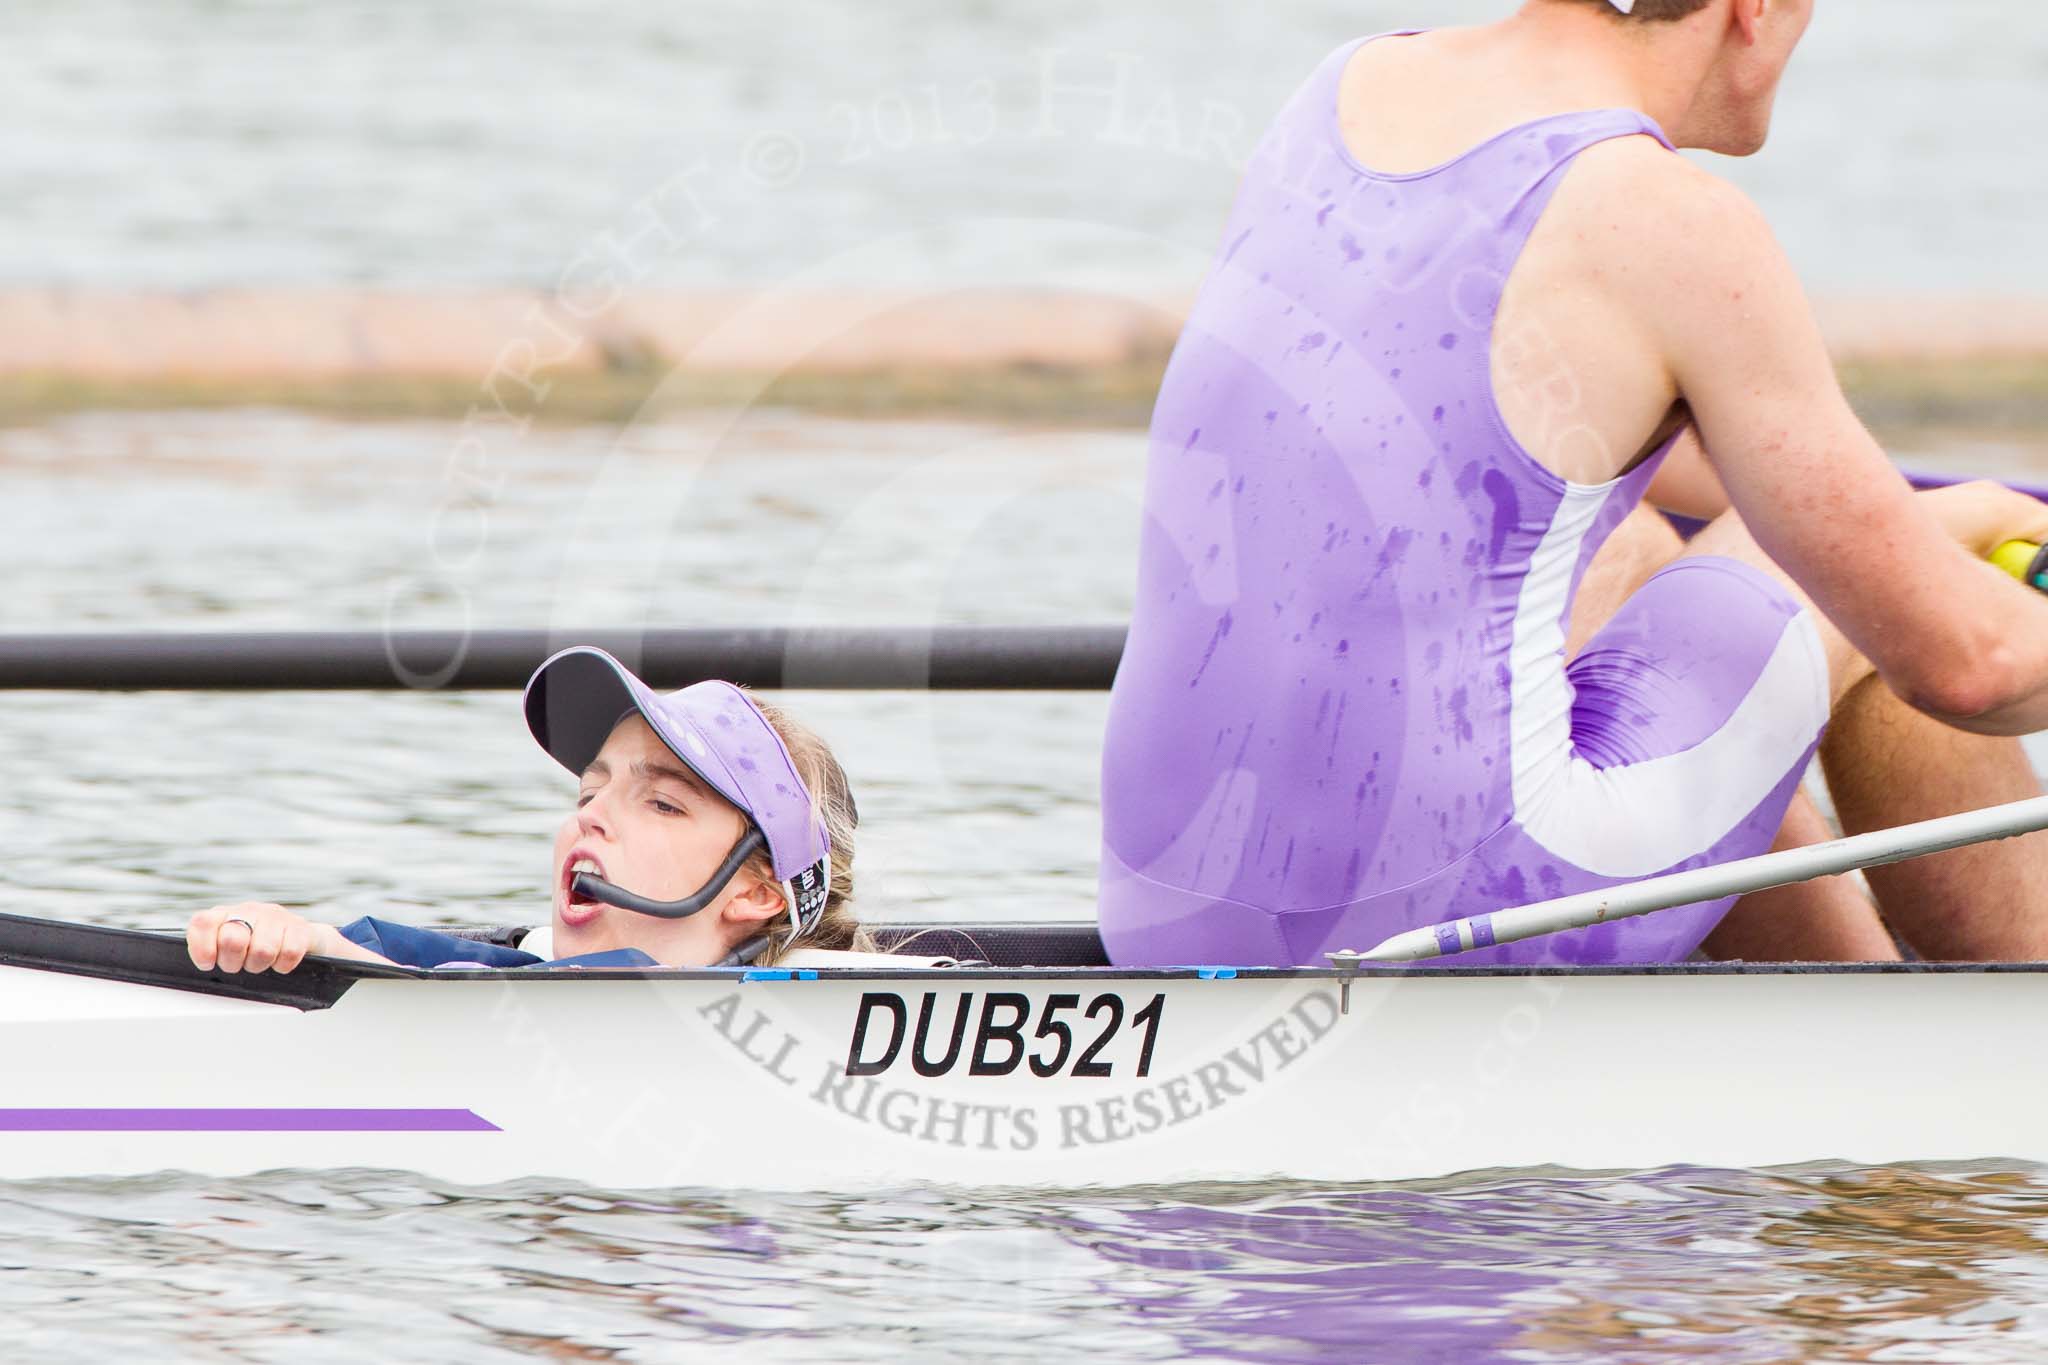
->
xmin=1568 ymin=554 xmax=1828 ymax=777
xmin=1565 ymin=504 xmax=1686 ymax=659
xmin=1513 ymin=552 xmax=1831 ymax=952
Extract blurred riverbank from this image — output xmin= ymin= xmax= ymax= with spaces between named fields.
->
xmin=6 ymin=288 xmax=2048 ymax=440
xmin=15 ymin=0 xmax=2044 ymax=443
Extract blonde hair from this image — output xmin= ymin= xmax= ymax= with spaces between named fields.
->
xmin=741 ymin=697 xmax=870 ymax=964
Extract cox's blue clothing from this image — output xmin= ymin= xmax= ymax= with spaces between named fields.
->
xmin=339 ymin=917 xmax=658 ymax=970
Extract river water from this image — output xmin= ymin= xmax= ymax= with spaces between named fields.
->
xmin=9 ymin=410 xmax=2048 ymax=1358
xmin=8 ymin=1164 xmax=2048 ymax=1362
xmin=8 ymin=0 xmax=2047 ymax=296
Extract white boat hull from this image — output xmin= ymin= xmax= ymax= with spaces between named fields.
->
xmin=0 ymin=959 xmax=2040 ymax=1187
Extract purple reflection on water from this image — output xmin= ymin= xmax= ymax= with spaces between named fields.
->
xmin=1082 ymin=1192 xmax=1533 ymax=1362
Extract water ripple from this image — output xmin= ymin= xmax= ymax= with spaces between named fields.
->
xmin=0 ymin=1166 xmax=2043 ymax=1361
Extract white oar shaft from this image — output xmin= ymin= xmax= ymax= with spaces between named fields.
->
xmin=1359 ymin=794 xmax=2048 ymax=963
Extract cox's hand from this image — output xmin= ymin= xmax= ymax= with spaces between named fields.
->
xmin=187 ymin=903 xmax=330 ymax=974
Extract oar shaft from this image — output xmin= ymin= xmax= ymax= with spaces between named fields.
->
xmin=0 ymin=626 xmax=1127 ymax=692
xmin=1907 ymin=469 xmax=2048 ymax=505
xmin=1359 ymin=794 xmax=2048 ymax=962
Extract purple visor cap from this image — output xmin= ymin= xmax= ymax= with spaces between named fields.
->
xmin=522 ymin=647 xmax=831 ymax=890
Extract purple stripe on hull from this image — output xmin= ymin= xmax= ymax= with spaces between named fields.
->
xmin=0 ymin=1109 xmax=499 ymax=1132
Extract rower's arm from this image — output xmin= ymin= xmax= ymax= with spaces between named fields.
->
xmin=1628 ymin=166 xmax=2048 ymax=733
xmin=1643 ymin=427 xmax=1730 ymax=520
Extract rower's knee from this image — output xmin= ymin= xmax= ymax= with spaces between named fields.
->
xmin=1681 ymin=508 xmax=1878 ymax=710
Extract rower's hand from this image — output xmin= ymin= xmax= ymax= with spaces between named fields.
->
xmin=1918 ymin=481 xmax=2048 ymax=561
xmin=187 ymin=902 xmax=333 ymax=974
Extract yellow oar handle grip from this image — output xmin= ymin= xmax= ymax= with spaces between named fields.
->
xmin=1991 ymin=540 xmax=2048 ymax=591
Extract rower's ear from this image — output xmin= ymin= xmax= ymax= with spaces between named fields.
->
xmin=1731 ymin=0 xmax=1768 ymax=43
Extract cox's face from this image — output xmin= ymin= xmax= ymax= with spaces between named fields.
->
xmin=549 ymin=715 xmax=752 ymax=957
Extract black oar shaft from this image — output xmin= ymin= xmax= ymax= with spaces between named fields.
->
xmin=0 ymin=627 xmax=1127 ymax=692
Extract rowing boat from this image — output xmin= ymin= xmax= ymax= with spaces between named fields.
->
xmin=7 ymin=470 xmax=2045 ymax=1186
xmin=1 ymin=911 xmax=2043 ymax=1188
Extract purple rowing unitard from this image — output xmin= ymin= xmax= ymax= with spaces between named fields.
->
xmin=1099 ymin=34 xmax=1829 ymax=967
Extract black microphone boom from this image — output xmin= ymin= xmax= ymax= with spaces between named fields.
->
xmin=569 ymin=829 xmax=768 ymax=920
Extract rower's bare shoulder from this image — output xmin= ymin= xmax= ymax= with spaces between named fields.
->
xmin=1557 ymin=139 xmax=1788 ymax=286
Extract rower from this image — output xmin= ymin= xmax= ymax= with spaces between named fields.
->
xmin=187 ymin=647 xmax=870 ymax=973
xmin=1099 ymin=0 xmax=2048 ymax=967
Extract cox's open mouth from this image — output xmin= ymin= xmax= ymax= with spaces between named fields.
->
xmin=561 ymin=850 xmax=608 ymax=907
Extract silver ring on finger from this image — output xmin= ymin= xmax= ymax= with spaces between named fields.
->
xmin=223 ymin=916 xmax=255 ymax=935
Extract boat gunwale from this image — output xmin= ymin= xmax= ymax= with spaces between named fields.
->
xmin=361 ymin=959 xmax=2048 ymax=981
xmin=6 ymin=910 xmax=2047 ymax=1019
